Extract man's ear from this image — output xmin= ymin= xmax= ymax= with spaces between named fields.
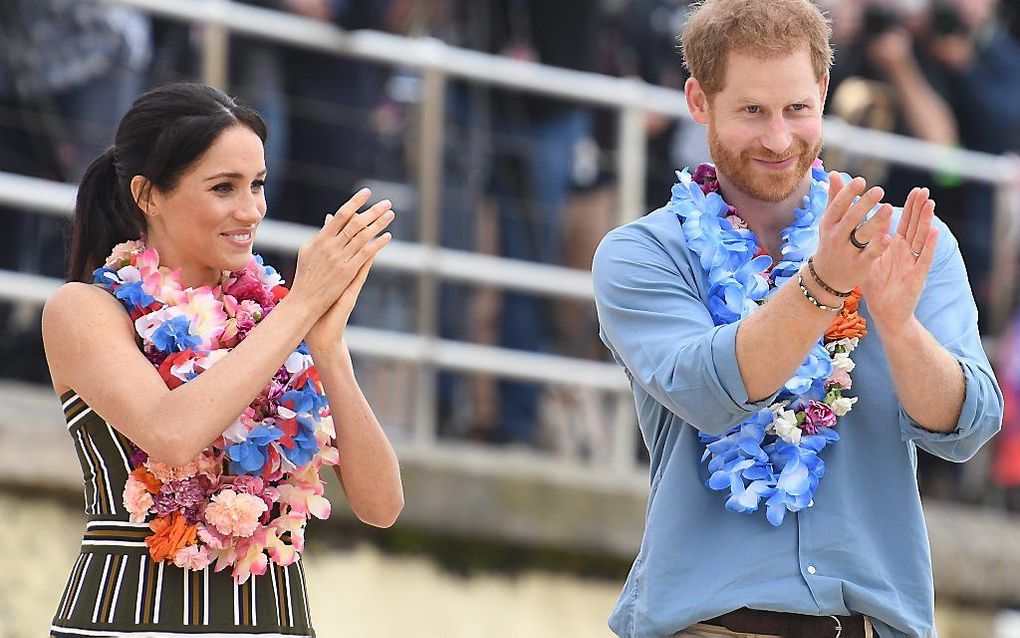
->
xmin=130 ymin=175 xmax=155 ymax=217
xmin=685 ymin=77 xmax=710 ymax=125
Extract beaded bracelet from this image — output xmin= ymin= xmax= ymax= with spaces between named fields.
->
xmin=797 ymin=271 xmax=843 ymax=313
xmin=807 ymin=257 xmax=853 ymax=298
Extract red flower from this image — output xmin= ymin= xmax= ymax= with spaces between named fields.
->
xmin=158 ymin=349 xmax=198 ymax=390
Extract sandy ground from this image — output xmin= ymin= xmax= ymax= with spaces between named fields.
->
xmin=0 ymin=491 xmax=620 ymax=638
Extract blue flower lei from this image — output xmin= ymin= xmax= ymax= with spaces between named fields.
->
xmin=667 ymin=163 xmax=863 ymax=526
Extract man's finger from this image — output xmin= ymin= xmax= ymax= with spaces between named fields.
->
xmin=914 ymin=227 xmax=940 ymax=276
xmin=911 ymin=199 xmax=936 ymax=257
xmin=904 ymin=187 xmax=929 ymax=244
xmin=897 ymin=187 xmax=918 ymax=240
xmin=840 ymin=186 xmax=886 ymax=236
xmin=859 ymin=213 xmax=893 ymax=261
xmin=826 ymin=175 xmax=866 ymax=225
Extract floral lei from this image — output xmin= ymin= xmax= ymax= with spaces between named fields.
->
xmin=668 ymin=163 xmax=867 ymax=526
xmin=94 ymin=240 xmax=339 ymax=581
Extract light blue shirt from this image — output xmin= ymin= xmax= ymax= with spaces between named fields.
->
xmin=592 ymin=206 xmax=1003 ymax=638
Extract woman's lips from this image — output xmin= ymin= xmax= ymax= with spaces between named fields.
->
xmin=220 ymin=231 xmax=254 ymax=248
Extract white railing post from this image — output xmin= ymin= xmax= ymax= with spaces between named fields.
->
xmin=201 ymin=0 xmax=231 ymax=90
xmin=617 ymin=80 xmax=648 ymax=225
xmin=412 ymin=52 xmax=447 ymax=448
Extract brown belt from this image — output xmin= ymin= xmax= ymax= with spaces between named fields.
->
xmin=702 ymin=608 xmax=869 ymax=638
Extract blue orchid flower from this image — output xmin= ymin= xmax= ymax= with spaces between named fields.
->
xmin=675 ymin=165 xmax=850 ymax=526
xmin=92 ymin=267 xmax=119 ymax=289
xmin=150 ymin=315 xmax=202 ymax=353
xmin=281 ymin=383 xmax=328 ymax=419
xmin=113 ymin=280 xmax=156 ymax=311
xmin=784 ymin=344 xmax=833 ymax=397
xmin=227 ymin=425 xmax=284 ymax=475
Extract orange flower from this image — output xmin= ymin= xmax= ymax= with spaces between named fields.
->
xmin=131 ymin=466 xmax=162 ymax=494
xmin=843 ymin=287 xmax=862 ymax=314
xmin=826 ymin=311 xmax=867 ymax=341
xmin=146 ymin=512 xmax=198 ymax=563
xmin=824 ymin=288 xmax=867 ymax=341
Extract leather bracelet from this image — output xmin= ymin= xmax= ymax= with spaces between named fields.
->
xmin=807 ymin=257 xmax=853 ymax=298
xmin=798 ymin=271 xmax=843 ymax=313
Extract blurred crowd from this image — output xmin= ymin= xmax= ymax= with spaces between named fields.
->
xmin=1 ymin=0 xmax=1020 ymax=502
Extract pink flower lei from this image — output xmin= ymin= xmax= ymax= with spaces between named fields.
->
xmin=94 ymin=240 xmax=340 ymax=582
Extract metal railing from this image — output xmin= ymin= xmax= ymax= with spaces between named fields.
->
xmin=1 ymin=0 xmax=1018 ymax=488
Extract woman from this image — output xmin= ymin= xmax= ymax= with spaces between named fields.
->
xmin=42 ymin=82 xmax=404 ymax=637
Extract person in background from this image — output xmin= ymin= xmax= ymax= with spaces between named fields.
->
xmin=0 ymin=0 xmax=151 ymax=382
xmin=455 ymin=0 xmax=599 ymax=445
xmin=827 ymin=0 xmax=1020 ymax=328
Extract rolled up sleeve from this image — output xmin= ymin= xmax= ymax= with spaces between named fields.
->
xmin=898 ymin=221 xmax=1003 ymax=461
xmin=592 ymin=224 xmax=779 ymax=436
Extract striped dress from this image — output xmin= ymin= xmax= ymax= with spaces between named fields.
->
xmin=51 ymin=391 xmax=317 ymax=637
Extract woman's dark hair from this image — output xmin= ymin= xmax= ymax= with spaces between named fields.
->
xmin=68 ymin=82 xmax=268 ymax=282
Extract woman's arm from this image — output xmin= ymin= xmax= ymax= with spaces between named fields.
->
xmin=315 ymin=342 xmax=404 ymax=528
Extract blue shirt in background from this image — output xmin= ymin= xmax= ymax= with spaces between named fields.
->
xmin=592 ymin=206 xmax=1003 ymax=638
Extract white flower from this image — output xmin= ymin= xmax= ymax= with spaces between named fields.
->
xmin=830 ymin=396 xmax=858 ymax=417
xmin=769 ymin=401 xmax=791 ymax=417
xmin=221 ymin=418 xmax=250 ymax=444
xmin=825 ymin=337 xmax=859 ymax=354
xmin=832 ymin=351 xmax=856 ymax=373
xmin=771 ymin=409 xmax=802 ymax=445
xmin=284 ymin=351 xmax=313 ymax=374
xmin=134 ymin=306 xmax=185 ymax=341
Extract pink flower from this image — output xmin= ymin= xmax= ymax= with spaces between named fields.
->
xmin=725 ymin=213 xmax=748 ymax=230
xmin=229 ymin=537 xmax=269 ymax=583
xmin=827 ymin=367 xmax=852 ymax=390
xmin=803 ymin=400 xmax=837 ymax=435
xmin=228 ymin=475 xmax=274 ymax=519
xmin=153 ymin=478 xmax=208 ymax=518
xmin=204 ymin=489 xmax=268 ymax=538
xmin=224 ymin=272 xmax=272 ymax=306
xmin=173 ymin=544 xmax=213 ymax=570
xmin=147 ymin=458 xmax=201 ymax=483
xmin=197 ymin=523 xmax=231 ymax=550
xmin=124 ymin=475 xmax=154 ymax=523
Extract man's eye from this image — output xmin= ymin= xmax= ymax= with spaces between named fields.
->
xmin=790 ymin=104 xmax=808 ymax=111
xmin=745 ymin=105 xmax=760 ymax=114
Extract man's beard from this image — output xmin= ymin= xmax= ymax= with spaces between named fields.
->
xmin=707 ymin=119 xmax=821 ymax=203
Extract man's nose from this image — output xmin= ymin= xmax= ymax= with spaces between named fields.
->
xmin=761 ymin=115 xmax=793 ymax=156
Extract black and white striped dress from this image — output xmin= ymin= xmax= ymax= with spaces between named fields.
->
xmin=51 ymin=391 xmax=317 ymax=637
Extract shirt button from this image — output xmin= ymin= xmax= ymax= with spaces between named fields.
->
xmin=808 ymin=500 xmax=814 ymax=507
xmin=807 ymin=565 xmax=817 ymax=575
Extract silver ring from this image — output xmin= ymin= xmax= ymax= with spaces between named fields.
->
xmin=849 ymin=227 xmax=869 ymax=250
xmin=911 ymin=249 xmax=922 ymax=258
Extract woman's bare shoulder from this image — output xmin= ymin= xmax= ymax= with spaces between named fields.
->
xmin=42 ymin=282 xmax=139 ymax=395
xmin=43 ymin=281 xmax=130 ymax=326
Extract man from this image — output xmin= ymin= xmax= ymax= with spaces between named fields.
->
xmin=591 ymin=1 xmax=1003 ymax=636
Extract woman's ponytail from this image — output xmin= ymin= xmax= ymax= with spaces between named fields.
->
xmin=66 ymin=147 xmax=143 ymax=283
